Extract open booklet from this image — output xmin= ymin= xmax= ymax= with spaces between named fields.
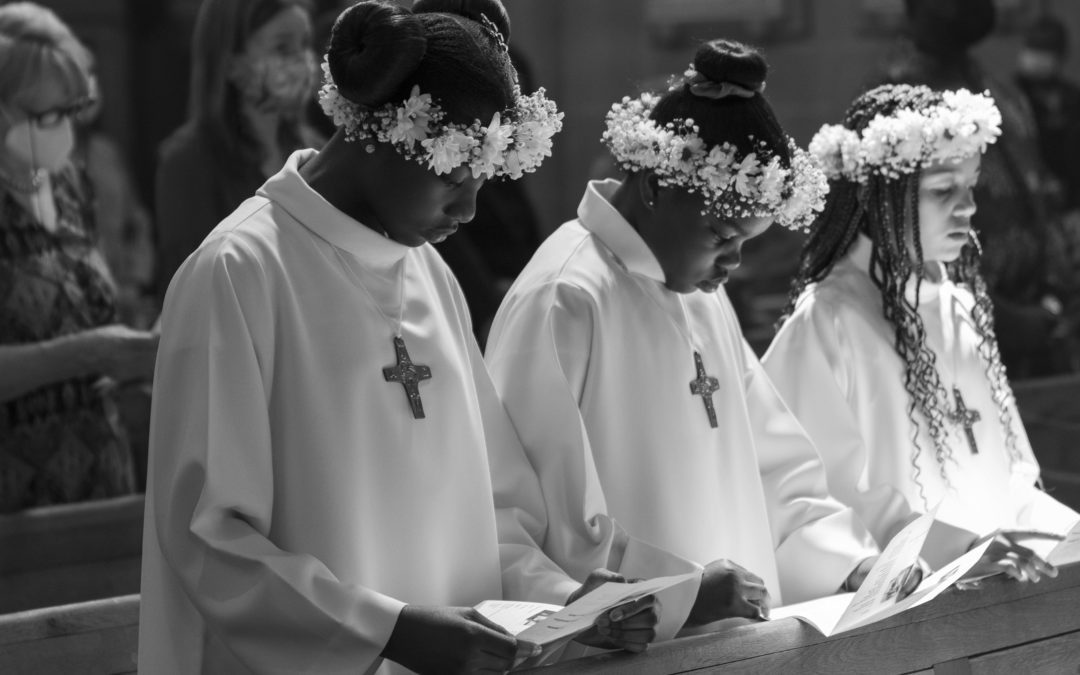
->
xmin=771 ymin=510 xmax=994 ymax=637
xmin=476 ymin=570 xmax=700 ymax=669
xmin=1045 ymin=517 xmax=1080 ymax=566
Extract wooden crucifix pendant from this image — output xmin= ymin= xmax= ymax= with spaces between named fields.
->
xmin=950 ymin=387 xmax=981 ymax=455
xmin=383 ymin=335 xmax=432 ymax=419
xmin=689 ymin=351 xmax=720 ymax=428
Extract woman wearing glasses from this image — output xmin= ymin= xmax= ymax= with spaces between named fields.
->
xmin=0 ymin=2 xmax=158 ymax=512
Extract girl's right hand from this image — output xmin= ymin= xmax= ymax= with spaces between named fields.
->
xmin=382 ymin=605 xmax=533 ymax=674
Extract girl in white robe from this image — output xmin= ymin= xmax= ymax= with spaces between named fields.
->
xmin=486 ymin=39 xmax=883 ymax=632
xmin=765 ymin=83 xmax=1078 ymax=575
xmin=139 ymin=2 xmax=654 ymax=674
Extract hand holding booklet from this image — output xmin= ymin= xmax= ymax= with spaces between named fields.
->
xmin=771 ymin=511 xmax=993 ymax=637
xmin=475 ymin=571 xmax=700 ymax=669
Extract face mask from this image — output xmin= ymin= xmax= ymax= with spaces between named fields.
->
xmin=4 ymin=116 xmax=75 ymax=172
xmin=232 ymin=50 xmax=317 ymax=114
xmin=1017 ymin=50 xmax=1059 ymax=82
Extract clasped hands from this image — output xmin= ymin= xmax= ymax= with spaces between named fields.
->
xmin=382 ymin=568 xmax=659 ymax=674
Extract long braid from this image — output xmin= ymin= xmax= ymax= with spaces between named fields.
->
xmin=777 ymin=182 xmax=862 ymax=327
xmin=949 ymin=236 xmax=1024 ymax=467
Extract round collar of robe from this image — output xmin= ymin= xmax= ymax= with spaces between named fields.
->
xmin=258 ymin=148 xmax=409 ymax=266
xmin=577 ymin=179 xmax=667 ymax=285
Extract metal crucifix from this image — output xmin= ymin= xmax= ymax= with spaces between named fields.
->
xmin=383 ymin=336 xmax=432 ymax=419
xmin=689 ymin=351 xmax=720 ymax=429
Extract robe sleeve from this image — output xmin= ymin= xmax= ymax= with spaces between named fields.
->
xmin=762 ymin=300 xmax=984 ymax=571
xmin=148 ymin=235 xmax=405 ymax=674
xmin=745 ymin=324 xmax=878 ymax=603
xmin=485 ymin=280 xmax=699 ymax=639
xmin=434 ymin=262 xmax=582 ymax=607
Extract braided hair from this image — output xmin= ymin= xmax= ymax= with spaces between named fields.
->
xmin=778 ymin=84 xmax=1021 ymax=505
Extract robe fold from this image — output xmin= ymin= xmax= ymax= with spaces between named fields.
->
xmin=764 ymin=235 xmax=1079 ymax=567
xmin=486 ymin=180 xmax=876 ymax=619
xmin=140 ymin=149 xmax=577 ymax=675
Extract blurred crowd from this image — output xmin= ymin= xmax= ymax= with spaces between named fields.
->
xmin=1 ymin=0 xmax=1079 ymax=513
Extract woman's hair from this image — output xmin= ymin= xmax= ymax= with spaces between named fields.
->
xmin=325 ymin=0 xmax=517 ymax=126
xmin=778 ymin=84 xmax=1020 ymax=504
xmin=650 ymin=39 xmax=791 ymax=166
xmin=0 ymin=2 xmax=91 ymax=111
xmin=187 ymin=0 xmax=312 ymax=171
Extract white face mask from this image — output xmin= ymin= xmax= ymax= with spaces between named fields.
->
xmin=232 ymin=50 xmax=317 ymax=114
xmin=1018 ymin=49 xmax=1060 ymax=81
xmin=4 ymin=116 xmax=75 ymax=172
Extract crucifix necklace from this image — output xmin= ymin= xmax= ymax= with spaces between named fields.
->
xmin=949 ymin=387 xmax=981 ymax=455
xmin=935 ymin=281 xmax=980 ymax=454
xmin=642 ymin=287 xmax=720 ymax=428
xmin=334 ymin=247 xmax=432 ymax=420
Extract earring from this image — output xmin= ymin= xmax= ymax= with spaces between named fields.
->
xmin=364 ymin=144 xmax=375 ymax=154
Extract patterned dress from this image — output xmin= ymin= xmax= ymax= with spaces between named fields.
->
xmin=0 ymin=167 xmax=135 ymax=513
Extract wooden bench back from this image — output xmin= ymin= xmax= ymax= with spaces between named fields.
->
xmin=0 ymin=495 xmax=144 ymax=614
xmin=0 ymin=594 xmax=139 ymax=675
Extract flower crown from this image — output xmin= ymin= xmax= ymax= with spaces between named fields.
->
xmin=808 ymin=89 xmax=1002 ymax=184
xmin=601 ymin=91 xmax=828 ymax=232
xmin=317 ymin=56 xmax=564 ymax=180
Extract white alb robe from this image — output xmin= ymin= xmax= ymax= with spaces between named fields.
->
xmin=140 ymin=150 xmax=578 ymax=675
xmin=486 ymin=180 xmax=877 ymax=614
xmin=763 ymin=235 xmax=1079 ymax=566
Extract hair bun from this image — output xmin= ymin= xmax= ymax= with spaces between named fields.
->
xmin=326 ymin=0 xmax=427 ymax=107
xmin=412 ymin=0 xmax=511 ymax=43
xmin=693 ymin=39 xmax=767 ymax=91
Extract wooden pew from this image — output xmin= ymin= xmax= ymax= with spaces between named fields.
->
xmin=5 ymin=564 xmax=1076 ymax=674
xmin=0 ymin=594 xmax=138 ymax=675
xmin=524 ymin=562 xmax=1080 ymax=674
xmin=0 ymin=495 xmax=144 ymax=614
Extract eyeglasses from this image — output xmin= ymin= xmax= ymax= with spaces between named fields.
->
xmin=25 ymin=97 xmax=97 ymax=127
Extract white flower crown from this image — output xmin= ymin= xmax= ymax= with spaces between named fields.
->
xmin=317 ymin=57 xmax=564 ymax=180
xmin=808 ymin=89 xmax=1002 ymax=184
xmin=601 ymin=92 xmax=828 ymax=232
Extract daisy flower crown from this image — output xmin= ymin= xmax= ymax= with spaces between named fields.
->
xmin=317 ymin=56 xmax=564 ymax=180
xmin=601 ymin=89 xmax=828 ymax=232
xmin=808 ymin=89 xmax=1002 ymax=184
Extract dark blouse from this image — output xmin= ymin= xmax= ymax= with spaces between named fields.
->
xmin=0 ymin=168 xmax=135 ymax=512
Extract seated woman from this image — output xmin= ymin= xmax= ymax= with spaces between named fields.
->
xmin=765 ymin=84 xmax=1078 ymax=577
xmin=0 ymin=2 xmax=157 ymax=513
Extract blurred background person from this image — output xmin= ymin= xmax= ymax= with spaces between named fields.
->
xmin=74 ymin=43 xmax=156 ymax=330
xmin=1015 ymin=13 xmax=1080 ymax=214
xmin=876 ymin=0 xmax=1080 ymax=377
xmin=0 ymin=2 xmax=157 ymax=513
xmin=154 ymin=0 xmax=322 ymax=305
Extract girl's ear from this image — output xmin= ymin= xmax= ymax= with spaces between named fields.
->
xmin=639 ymin=171 xmax=660 ymax=210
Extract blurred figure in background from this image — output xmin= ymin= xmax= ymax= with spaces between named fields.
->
xmin=1015 ymin=14 xmax=1080 ymax=213
xmin=877 ymin=0 xmax=1080 ymax=377
xmin=154 ymin=0 xmax=321 ymax=305
xmin=0 ymin=2 xmax=157 ymax=512
xmin=74 ymin=44 xmax=156 ymax=330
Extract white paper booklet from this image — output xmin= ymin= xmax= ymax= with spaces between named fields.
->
xmin=476 ymin=570 xmax=701 ymax=669
xmin=1048 ymin=518 xmax=1080 ymax=567
xmin=772 ymin=511 xmax=992 ymax=636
